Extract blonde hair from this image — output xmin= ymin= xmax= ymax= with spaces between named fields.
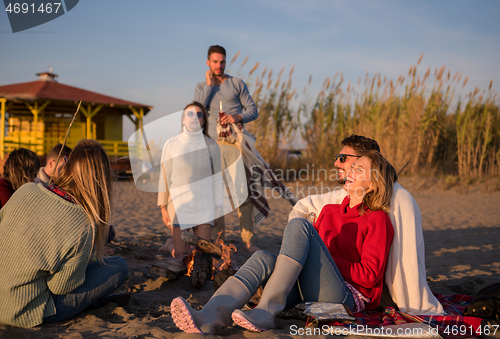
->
xmin=3 ymin=148 xmax=40 ymax=190
xmin=54 ymin=140 xmax=112 ymax=262
xmin=359 ymin=150 xmax=398 ymax=214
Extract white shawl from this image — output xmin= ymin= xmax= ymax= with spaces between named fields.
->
xmin=289 ymin=183 xmax=444 ymax=315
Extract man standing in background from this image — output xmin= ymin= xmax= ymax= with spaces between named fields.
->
xmin=194 ymin=45 xmax=260 ymax=252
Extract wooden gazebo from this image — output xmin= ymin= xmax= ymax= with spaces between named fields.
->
xmin=0 ymin=72 xmax=152 ymax=160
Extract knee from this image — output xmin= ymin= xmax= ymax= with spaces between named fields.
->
xmin=251 ymin=250 xmax=277 ymax=265
xmin=288 ymin=217 xmax=313 ymax=227
xmin=285 ymin=218 xmax=313 ymax=234
xmin=104 ymin=256 xmax=129 ymax=281
xmin=250 ymin=250 xmax=277 ymax=274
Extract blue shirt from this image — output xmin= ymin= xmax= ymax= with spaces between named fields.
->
xmin=194 ymin=75 xmax=258 ymax=140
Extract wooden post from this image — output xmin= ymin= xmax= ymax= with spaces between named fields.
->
xmin=32 ymin=102 xmax=38 ymax=152
xmin=130 ymin=107 xmax=146 ymax=160
xmin=139 ymin=108 xmax=144 ymax=133
xmin=25 ymin=100 xmax=50 ymax=154
xmin=80 ymin=104 xmax=102 ymax=139
xmin=86 ymin=115 xmax=91 ymax=139
xmin=0 ymin=98 xmax=5 ymax=159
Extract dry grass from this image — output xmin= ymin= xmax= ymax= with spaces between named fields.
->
xmin=228 ymin=53 xmax=500 ymax=182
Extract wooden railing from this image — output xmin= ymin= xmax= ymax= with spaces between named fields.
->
xmin=3 ymin=137 xmax=133 ymax=158
xmin=99 ymin=140 xmax=131 ymax=157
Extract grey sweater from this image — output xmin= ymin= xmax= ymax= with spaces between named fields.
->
xmin=0 ymin=183 xmax=93 ymax=328
xmin=194 ymin=75 xmax=258 ymax=140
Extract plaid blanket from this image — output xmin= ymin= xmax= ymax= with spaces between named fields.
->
xmin=326 ymin=294 xmax=485 ymax=338
xmin=242 ymin=145 xmax=299 ymax=225
xmin=218 ymin=121 xmax=298 ymax=225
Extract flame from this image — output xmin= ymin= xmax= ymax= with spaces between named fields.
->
xmin=184 ymin=232 xmax=237 ymax=279
xmin=212 ymin=236 xmax=237 ymax=275
xmin=184 ymin=251 xmax=195 ymax=276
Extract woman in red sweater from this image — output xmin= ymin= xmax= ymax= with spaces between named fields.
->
xmin=171 ymin=150 xmax=398 ymax=334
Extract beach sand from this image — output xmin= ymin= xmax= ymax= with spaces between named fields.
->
xmin=1 ymin=178 xmax=499 ymax=338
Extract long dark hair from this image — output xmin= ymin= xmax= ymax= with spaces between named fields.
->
xmin=181 ymin=101 xmax=209 ymax=136
xmin=3 ymin=148 xmax=40 ymax=190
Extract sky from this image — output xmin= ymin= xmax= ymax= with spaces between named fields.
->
xmin=1 ymin=0 xmax=500 ymax=142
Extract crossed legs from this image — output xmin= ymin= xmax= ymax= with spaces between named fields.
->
xmin=171 ymin=218 xmax=355 ymax=333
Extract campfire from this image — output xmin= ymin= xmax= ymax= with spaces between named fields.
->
xmin=183 ymin=231 xmax=238 ymax=288
xmin=151 ymin=230 xmax=238 ymax=289
xmin=185 ymin=233 xmax=237 ymax=274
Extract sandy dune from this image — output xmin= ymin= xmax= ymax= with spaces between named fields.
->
xmin=1 ymin=178 xmax=499 ymax=338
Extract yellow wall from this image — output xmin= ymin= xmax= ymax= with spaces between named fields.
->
xmin=104 ymin=113 xmax=123 ymax=141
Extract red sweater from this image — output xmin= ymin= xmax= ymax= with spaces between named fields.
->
xmin=314 ymin=196 xmax=394 ymax=310
xmin=0 ymin=178 xmax=14 ymax=208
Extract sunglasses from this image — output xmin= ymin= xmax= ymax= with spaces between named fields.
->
xmin=335 ymin=154 xmax=362 ymax=163
xmin=186 ymin=111 xmax=204 ymax=119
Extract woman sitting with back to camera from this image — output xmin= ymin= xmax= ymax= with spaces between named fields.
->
xmin=170 ymin=149 xmax=398 ymax=334
xmin=0 ymin=140 xmax=128 ymax=328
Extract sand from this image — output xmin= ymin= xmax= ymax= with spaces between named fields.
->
xmin=1 ymin=178 xmax=499 ymax=338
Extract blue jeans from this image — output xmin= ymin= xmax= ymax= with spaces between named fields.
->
xmin=44 ymin=256 xmax=129 ymax=323
xmin=234 ymin=218 xmax=355 ymax=310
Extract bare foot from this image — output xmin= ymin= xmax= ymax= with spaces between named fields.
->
xmin=159 ymin=238 xmax=175 ymax=254
xmin=245 ymin=243 xmax=260 ymax=253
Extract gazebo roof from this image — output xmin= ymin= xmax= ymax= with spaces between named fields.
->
xmin=0 ymin=73 xmax=152 ymax=112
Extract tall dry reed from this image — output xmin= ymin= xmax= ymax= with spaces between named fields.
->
xmin=228 ymin=52 xmax=500 ymax=181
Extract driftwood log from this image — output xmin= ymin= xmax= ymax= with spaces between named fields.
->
xmin=191 ymin=250 xmax=212 ymax=289
xmin=150 ymin=258 xmax=186 ymax=280
xmin=181 ymin=231 xmax=222 ymax=258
